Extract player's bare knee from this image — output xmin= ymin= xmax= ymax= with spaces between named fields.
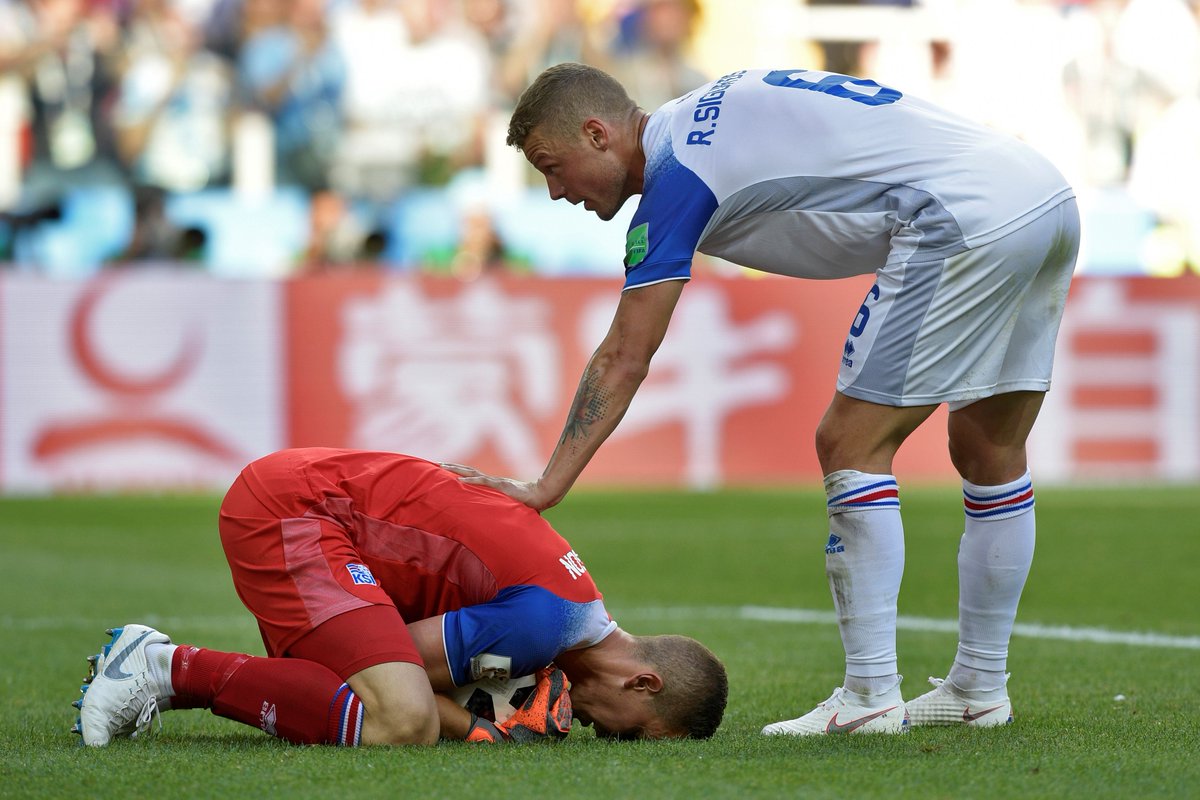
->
xmin=948 ymin=438 xmax=983 ymax=481
xmin=349 ymin=661 xmax=439 ymax=746
xmin=948 ymin=436 xmax=1028 ymax=485
xmin=362 ymin=700 xmax=439 ymax=746
xmin=814 ymin=421 xmax=888 ymax=475
xmin=814 ymin=418 xmax=846 ymax=473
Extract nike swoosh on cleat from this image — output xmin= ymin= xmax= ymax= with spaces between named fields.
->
xmin=825 ymin=706 xmax=897 ymax=733
xmin=102 ymin=631 xmax=154 ymax=680
xmin=962 ymin=705 xmax=1005 ymax=722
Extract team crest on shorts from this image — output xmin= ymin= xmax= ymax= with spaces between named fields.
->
xmin=346 ymin=563 xmax=377 ymax=586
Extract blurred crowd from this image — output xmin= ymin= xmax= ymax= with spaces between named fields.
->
xmin=0 ymin=0 xmax=1197 ymax=277
xmin=0 ymin=0 xmax=711 ymax=275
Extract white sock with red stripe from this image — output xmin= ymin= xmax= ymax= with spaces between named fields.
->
xmin=824 ymin=470 xmax=904 ymax=697
xmin=948 ymin=470 xmax=1036 ymax=693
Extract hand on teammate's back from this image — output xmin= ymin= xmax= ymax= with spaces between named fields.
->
xmin=440 ymin=463 xmax=558 ymax=511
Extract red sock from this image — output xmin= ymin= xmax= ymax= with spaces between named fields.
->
xmin=170 ymin=645 xmax=364 ymax=745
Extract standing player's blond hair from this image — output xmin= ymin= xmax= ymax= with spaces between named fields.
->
xmin=507 ymin=63 xmax=639 ymax=152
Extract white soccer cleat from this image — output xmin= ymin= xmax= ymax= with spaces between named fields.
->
xmin=905 ymin=676 xmax=1013 ymax=727
xmin=77 ymin=624 xmax=172 ymax=747
xmin=761 ymin=679 xmax=909 ymax=737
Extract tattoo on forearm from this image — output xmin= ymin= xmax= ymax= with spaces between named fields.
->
xmin=561 ymin=369 xmax=614 ymax=447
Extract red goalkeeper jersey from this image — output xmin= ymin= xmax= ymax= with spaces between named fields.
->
xmin=227 ymin=448 xmax=616 ymax=685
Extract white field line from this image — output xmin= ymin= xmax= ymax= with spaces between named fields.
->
xmin=7 ymin=606 xmax=1200 ymax=651
xmin=617 ymin=605 xmax=1200 ymax=651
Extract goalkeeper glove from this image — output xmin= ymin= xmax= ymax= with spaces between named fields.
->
xmin=465 ymin=667 xmax=572 ymax=743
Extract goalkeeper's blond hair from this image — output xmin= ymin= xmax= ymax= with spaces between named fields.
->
xmin=635 ymin=635 xmax=727 ymax=739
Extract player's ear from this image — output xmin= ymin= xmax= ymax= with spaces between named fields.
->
xmin=582 ymin=118 xmax=608 ymax=150
xmin=624 ymin=671 xmax=664 ymax=694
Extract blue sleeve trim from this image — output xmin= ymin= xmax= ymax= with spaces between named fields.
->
xmin=623 ymin=149 xmax=718 ymax=290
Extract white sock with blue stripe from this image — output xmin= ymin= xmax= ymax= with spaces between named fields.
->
xmin=948 ymin=470 xmax=1036 ymax=693
xmin=824 ymin=470 xmax=904 ymax=697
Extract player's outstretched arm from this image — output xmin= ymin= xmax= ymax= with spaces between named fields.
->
xmin=445 ymin=279 xmax=684 ymax=511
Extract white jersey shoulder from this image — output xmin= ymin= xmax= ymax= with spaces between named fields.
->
xmin=623 ymin=68 xmax=1074 ymax=289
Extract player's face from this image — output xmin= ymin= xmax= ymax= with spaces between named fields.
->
xmin=523 ymin=124 xmax=631 ymax=221
xmin=569 ymin=677 xmax=682 ymax=740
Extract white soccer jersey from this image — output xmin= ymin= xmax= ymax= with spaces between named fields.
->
xmin=623 ymin=68 xmax=1075 ymax=289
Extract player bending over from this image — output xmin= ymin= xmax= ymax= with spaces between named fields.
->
xmin=450 ymin=62 xmax=1080 ymax=736
xmin=73 ymin=448 xmax=727 ymax=746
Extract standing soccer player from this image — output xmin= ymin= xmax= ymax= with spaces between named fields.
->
xmin=447 ymin=63 xmax=1079 ymax=735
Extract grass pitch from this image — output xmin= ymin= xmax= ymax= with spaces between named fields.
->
xmin=2 ymin=485 xmax=1198 ymax=798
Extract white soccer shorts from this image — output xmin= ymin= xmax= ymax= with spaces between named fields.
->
xmin=836 ymin=198 xmax=1080 ymax=409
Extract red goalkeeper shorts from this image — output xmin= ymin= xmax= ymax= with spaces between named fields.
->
xmin=218 ymin=464 xmax=422 ymax=678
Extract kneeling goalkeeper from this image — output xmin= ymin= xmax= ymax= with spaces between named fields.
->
xmin=74 ymin=448 xmax=727 ymax=746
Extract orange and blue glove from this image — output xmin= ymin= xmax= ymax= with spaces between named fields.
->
xmin=465 ymin=667 xmax=572 ymax=743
